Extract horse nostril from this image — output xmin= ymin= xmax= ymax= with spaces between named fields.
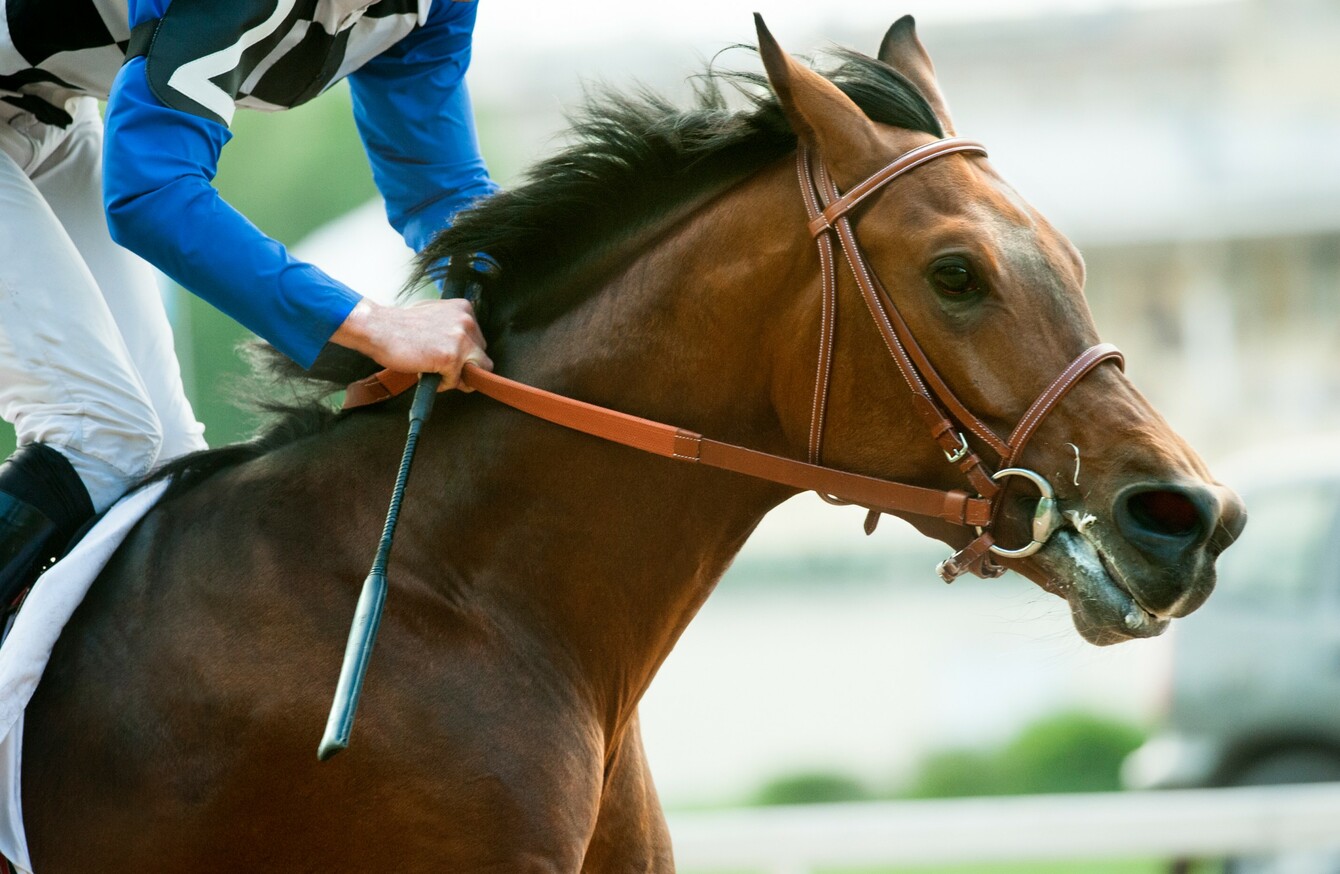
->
xmin=1111 ymin=483 xmax=1240 ymax=615
xmin=1114 ymin=484 xmax=1219 ymax=566
xmin=1126 ymin=490 xmax=1202 ymax=538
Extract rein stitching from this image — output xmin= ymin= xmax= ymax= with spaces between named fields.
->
xmin=344 ymin=137 xmax=1123 ymax=582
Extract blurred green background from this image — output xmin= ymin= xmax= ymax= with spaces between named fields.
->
xmin=175 ymin=84 xmax=379 ymax=447
xmin=750 ymin=712 xmax=1145 ymax=807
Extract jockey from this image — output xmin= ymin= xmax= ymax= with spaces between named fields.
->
xmin=0 ymin=0 xmax=496 ymax=603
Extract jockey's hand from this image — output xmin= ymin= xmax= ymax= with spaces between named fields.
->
xmin=332 ymin=297 xmax=493 ymax=392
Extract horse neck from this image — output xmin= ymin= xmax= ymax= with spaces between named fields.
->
xmin=412 ymin=158 xmax=813 ymax=736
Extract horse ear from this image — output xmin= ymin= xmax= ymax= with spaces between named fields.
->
xmin=878 ymin=15 xmax=956 ymax=136
xmin=755 ymin=14 xmax=883 ymax=184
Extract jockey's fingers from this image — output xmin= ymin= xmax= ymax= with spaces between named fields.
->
xmin=410 ymin=297 xmax=486 ymax=351
xmin=440 ymin=350 xmax=493 ymax=393
xmin=462 ymin=317 xmax=487 ymax=351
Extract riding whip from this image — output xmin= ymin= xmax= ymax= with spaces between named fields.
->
xmin=317 ymin=253 xmax=500 ymax=761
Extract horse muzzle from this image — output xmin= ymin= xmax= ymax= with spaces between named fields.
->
xmin=1026 ymin=479 xmax=1247 ymax=646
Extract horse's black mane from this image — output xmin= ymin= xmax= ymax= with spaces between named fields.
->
xmin=418 ymin=47 xmax=942 ymax=331
xmin=152 ymin=46 xmax=942 ymax=494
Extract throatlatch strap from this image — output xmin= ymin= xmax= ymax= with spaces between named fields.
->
xmin=795 ymin=148 xmax=837 ymax=466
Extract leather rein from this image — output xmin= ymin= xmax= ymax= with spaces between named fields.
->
xmin=345 ymin=137 xmax=1123 ymax=582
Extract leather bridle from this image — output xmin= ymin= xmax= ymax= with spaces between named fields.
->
xmin=345 ymin=137 xmax=1124 ymax=582
xmin=794 ymin=136 xmax=1123 ymax=579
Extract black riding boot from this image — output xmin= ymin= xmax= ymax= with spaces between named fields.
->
xmin=0 ymin=444 xmax=95 ymax=608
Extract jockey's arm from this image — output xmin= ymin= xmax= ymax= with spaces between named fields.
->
xmin=101 ymin=0 xmax=492 ymax=387
xmin=346 ymin=0 xmax=498 ymax=253
xmin=338 ymin=0 xmax=500 ymax=382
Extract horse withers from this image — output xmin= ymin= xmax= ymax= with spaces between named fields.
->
xmin=21 ymin=15 xmax=1243 ymax=872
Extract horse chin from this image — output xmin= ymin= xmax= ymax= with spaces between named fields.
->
xmin=1024 ymin=528 xmax=1171 ymax=646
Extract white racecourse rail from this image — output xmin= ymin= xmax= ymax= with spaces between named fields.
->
xmin=666 ymin=783 xmax=1340 ymax=872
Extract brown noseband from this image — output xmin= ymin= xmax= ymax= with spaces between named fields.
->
xmin=344 ymin=138 xmax=1123 ymax=583
xmin=796 ymin=137 xmax=1123 ymax=579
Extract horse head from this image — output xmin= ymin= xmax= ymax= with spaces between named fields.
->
xmin=755 ymin=16 xmax=1246 ymax=645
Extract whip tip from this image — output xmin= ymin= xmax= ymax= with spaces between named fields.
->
xmin=317 ymin=729 xmax=349 ymax=761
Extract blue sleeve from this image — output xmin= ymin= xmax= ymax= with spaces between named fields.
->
xmin=102 ymin=0 xmax=363 ymax=368
xmin=348 ymin=0 xmax=498 ymax=254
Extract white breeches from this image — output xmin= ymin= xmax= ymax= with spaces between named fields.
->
xmin=0 ymin=99 xmax=205 ymax=512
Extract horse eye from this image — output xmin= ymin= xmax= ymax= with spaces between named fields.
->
xmin=931 ymin=263 xmax=979 ymax=296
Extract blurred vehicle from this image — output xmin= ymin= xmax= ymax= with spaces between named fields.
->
xmin=1123 ymin=441 xmax=1340 ymax=873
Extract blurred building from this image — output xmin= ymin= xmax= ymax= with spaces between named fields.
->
xmin=920 ymin=0 xmax=1340 ymax=456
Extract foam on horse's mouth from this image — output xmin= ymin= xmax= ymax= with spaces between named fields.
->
xmin=1095 ymin=549 xmax=1161 ymax=633
xmin=1043 ymin=526 xmax=1168 ymax=645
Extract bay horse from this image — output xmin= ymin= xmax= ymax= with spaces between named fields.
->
xmin=21 ymin=16 xmax=1244 ymax=872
